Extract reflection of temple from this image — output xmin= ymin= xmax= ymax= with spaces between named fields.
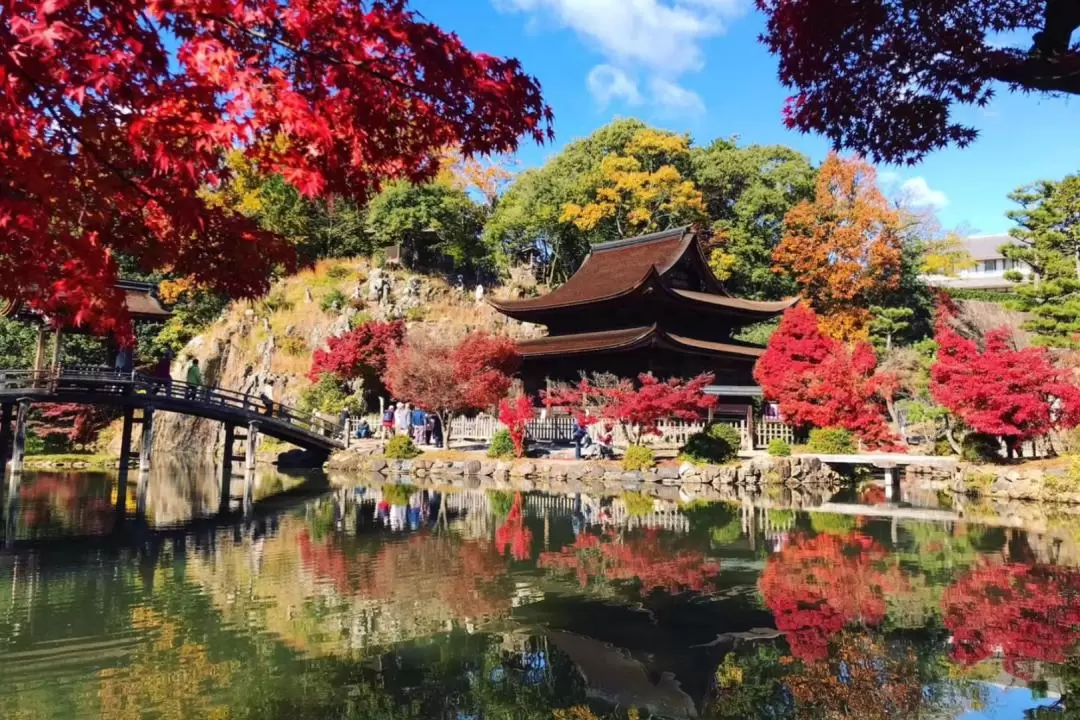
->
xmin=489 ymin=227 xmax=796 ymax=425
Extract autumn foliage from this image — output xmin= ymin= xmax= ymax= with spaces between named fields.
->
xmin=943 ymin=562 xmax=1080 ymax=679
xmin=0 ymin=0 xmax=551 ymax=336
xmin=541 ymin=372 xmax=717 ymax=445
xmin=383 ymin=332 xmax=520 ymax=447
xmin=757 ymin=0 xmax=1070 ymax=163
xmin=931 ymin=304 xmax=1080 ymax=447
xmin=497 ymin=394 xmax=536 ymax=459
xmin=758 ymin=531 xmax=907 ymax=661
xmin=308 ymin=320 xmax=405 ymax=385
xmin=30 ymin=403 xmax=115 ymax=449
xmin=494 ymin=493 xmax=533 ymax=562
xmin=539 ymin=528 xmax=721 ymax=596
xmin=773 ymin=154 xmax=905 ymax=341
xmin=755 ymin=305 xmax=899 ymax=449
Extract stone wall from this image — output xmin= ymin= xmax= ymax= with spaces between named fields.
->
xmin=907 ymin=462 xmax=1080 ymax=504
xmin=326 ymin=450 xmax=841 ymax=493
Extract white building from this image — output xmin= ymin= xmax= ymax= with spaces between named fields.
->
xmin=924 ymin=234 xmax=1031 ymax=291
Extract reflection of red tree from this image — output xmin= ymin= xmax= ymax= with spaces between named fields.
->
xmin=18 ymin=473 xmax=113 ymax=534
xmin=859 ymin=485 xmax=887 ymax=505
xmin=538 ymin=528 xmax=720 ymax=595
xmin=297 ymin=529 xmax=511 ymax=620
xmin=494 ymin=493 xmax=533 ymax=561
xmin=943 ymin=562 xmax=1080 ymax=678
xmin=759 ymin=532 xmax=906 ymax=661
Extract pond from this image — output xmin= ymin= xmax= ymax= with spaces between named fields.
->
xmin=1 ymin=468 xmax=1078 ymax=719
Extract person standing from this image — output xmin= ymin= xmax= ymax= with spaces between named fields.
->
xmin=381 ymin=404 xmax=396 ymax=439
xmin=572 ymin=418 xmax=588 ymax=460
xmin=394 ymin=402 xmax=410 ymax=436
xmin=340 ymin=407 xmax=351 ymax=437
xmin=154 ymin=349 xmax=173 ymax=395
xmin=259 ymin=380 xmax=275 ymax=416
xmin=185 ymin=358 xmax=202 ymax=400
xmin=411 ymin=405 xmax=427 ymax=445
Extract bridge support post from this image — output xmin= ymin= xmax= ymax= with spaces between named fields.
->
xmin=9 ymin=399 xmax=31 ymax=477
xmin=0 ymin=402 xmax=13 ymax=468
xmin=883 ymin=465 xmax=898 ymax=501
xmin=135 ymin=406 xmax=154 ymax=515
xmin=220 ymin=424 xmax=235 ymax=513
xmin=244 ymin=421 xmax=259 ymax=514
xmin=116 ymin=406 xmax=135 ymax=513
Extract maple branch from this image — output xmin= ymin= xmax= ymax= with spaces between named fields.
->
xmin=207 ymin=15 xmax=449 ymax=105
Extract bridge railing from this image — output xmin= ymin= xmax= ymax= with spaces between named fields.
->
xmin=0 ymin=368 xmax=344 ymax=443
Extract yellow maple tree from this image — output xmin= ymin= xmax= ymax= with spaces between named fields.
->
xmin=560 ymin=129 xmax=707 ymax=238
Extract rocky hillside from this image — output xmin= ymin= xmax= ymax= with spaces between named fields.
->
xmin=152 ymin=258 xmax=544 ymax=458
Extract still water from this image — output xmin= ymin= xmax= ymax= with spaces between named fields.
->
xmin=1 ymin=469 xmax=1078 ymax=719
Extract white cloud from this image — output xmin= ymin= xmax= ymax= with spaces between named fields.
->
xmin=587 ymin=64 xmax=642 ymax=107
xmin=497 ymin=0 xmax=748 ymax=113
xmin=649 ymin=77 xmax=705 ymax=115
xmin=899 ymin=177 xmax=949 ymax=210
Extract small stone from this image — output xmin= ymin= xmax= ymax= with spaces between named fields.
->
xmin=623 ymin=481 xmax=644 ymax=492
xmin=621 ymin=471 xmax=643 ymax=483
xmin=512 ymin=462 xmax=535 ymax=477
xmin=1006 ymin=470 xmax=1022 ymax=482
xmin=656 ymin=467 xmax=679 ymax=481
xmin=678 ymin=461 xmax=695 ymax=477
xmin=464 ymin=460 xmax=482 ymax=475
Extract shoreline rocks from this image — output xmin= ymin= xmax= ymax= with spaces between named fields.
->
xmin=907 ymin=461 xmax=1080 ymax=504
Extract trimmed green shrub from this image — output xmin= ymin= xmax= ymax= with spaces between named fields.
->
xmin=487 ymin=429 xmax=515 ymax=459
xmin=933 ymin=438 xmax=957 ymax=457
xmin=384 ymin=434 xmax=420 ymax=460
xmin=767 ymin=438 xmax=792 ymax=457
xmin=320 ymin=288 xmax=348 ymax=312
xmin=405 ymin=307 xmax=426 ymax=322
xmin=806 ymin=427 xmax=856 ymax=454
xmin=622 ymin=444 xmax=655 ymax=471
xmin=961 ymin=432 xmax=1000 ymax=463
xmin=382 ymin=483 xmax=417 ymax=506
xmin=622 ymin=491 xmax=655 ymax=518
xmin=679 ymin=423 xmax=741 ymax=465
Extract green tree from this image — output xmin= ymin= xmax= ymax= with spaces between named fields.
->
xmin=365 ymin=179 xmax=487 ymax=270
xmin=692 ymin=140 xmax=816 ymax=299
xmin=1001 ymin=174 xmax=1080 ymax=348
xmin=870 ymin=306 xmax=915 ymax=351
xmin=483 ymin=118 xmax=652 ymax=282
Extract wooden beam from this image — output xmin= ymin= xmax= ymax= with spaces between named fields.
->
xmin=9 ymin=399 xmax=30 ymax=476
xmin=220 ymin=424 xmax=235 ymax=514
xmin=32 ymin=324 xmax=47 ymax=376
xmin=51 ymin=328 xmax=64 ymax=370
xmin=0 ymin=403 xmax=13 ymax=467
xmin=115 ymin=406 xmax=135 ymax=512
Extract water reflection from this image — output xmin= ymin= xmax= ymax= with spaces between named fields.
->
xmin=0 ymin=471 xmax=1077 ymax=718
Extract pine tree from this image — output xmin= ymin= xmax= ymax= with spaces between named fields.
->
xmin=1001 ymin=174 xmax=1080 ymax=348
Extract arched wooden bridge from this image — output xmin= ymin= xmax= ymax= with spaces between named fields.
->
xmin=0 ymin=369 xmax=345 ymax=477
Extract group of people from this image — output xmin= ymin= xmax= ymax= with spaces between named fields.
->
xmin=571 ymin=418 xmax=614 ymax=460
xmin=380 ymin=402 xmax=442 ymax=446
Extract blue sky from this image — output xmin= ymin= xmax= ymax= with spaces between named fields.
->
xmin=412 ymin=0 xmax=1078 ymax=235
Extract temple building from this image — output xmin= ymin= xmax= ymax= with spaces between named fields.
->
xmin=488 ymin=227 xmax=796 ymax=428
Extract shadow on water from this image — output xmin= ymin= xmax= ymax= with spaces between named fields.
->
xmin=1 ymin=469 xmax=1078 ymax=718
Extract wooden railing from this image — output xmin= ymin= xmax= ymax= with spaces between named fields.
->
xmin=0 ymin=368 xmax=344 ymax=444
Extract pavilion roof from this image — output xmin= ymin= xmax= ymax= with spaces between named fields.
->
xmin=488 ymin=226 xmax=796 ymax=320
xmin=4 ymin=280 xmax=171 ymax=325
xmin=515 ymin=325 xmax=766 ymax=360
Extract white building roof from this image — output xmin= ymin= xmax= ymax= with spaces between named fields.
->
xmin=965 ymin=234 xmax=1018 ymax=260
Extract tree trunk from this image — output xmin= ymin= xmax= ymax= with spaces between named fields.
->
xmin=945 ymin=418 xmax=962 ymax=455
xmin=885 ymin=398 xmax=902 ymax=439
xmin=441 ymin=412 xmax=451 ymax=450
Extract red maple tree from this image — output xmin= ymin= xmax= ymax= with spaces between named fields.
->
xmin=30 ymin=403 xmax=115 ymax=449
xmin=757 ymin=0 xmax=1077 ymax=163
xmin=931 ymin=305 xmax=1080 ymax=450
xmin=754 ymin=305 xmax=900 ymax=449
xmin=759 ymin=531 xmax=907 ymax=661
xmin=1 ymin=0 xmax=551 ymax=338
xmin=308 ymin=320 xmax=405 ymax=386
xmin=541 ymin=373 xmax=717 ymax=445
xmin=382 ymin=332 xmax=520 ymax=448
xmin=943 ymin=562 xmax=1080 ymax=679
xmin=497 ymin=394 xmax=535 ymax=459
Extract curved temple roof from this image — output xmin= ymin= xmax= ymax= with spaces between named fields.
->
xmin=488 ymin=226 xmax=797 ymax=320
xmin=515 ymin=325 xmax=766 ymax=360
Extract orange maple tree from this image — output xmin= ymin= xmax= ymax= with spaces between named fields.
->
xmin=773 ymin=153 xmax=905 ymax=340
